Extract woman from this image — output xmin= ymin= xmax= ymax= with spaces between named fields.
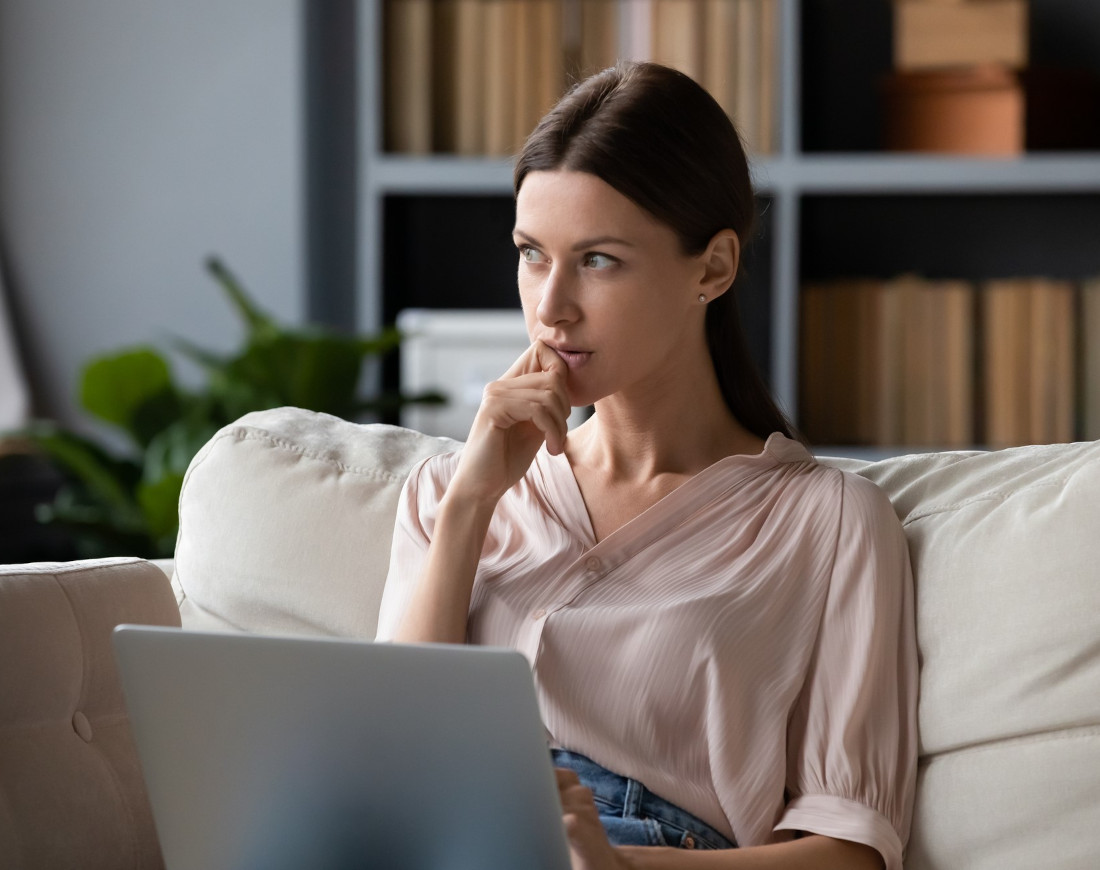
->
xmin=377 ymin=62 xmax=917 ymax=870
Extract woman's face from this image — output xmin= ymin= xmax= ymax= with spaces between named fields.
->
xmin=513 ymin=170 xmax=712 ymax=409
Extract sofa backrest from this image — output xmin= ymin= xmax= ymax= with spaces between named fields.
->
xmin=821 ymin=444 xmax=1100 ymax=869
xmin=174 ymin=408 xmax=1100 ymax=869
xmin=0 ymin=558 xmax=179 ymax=870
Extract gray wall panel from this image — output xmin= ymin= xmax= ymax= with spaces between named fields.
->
xmin=0 ymin=0 xmax=304 ymax=432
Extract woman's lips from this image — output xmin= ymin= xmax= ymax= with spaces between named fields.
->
xmin=552 ymin=348 xmax=593 ymax=370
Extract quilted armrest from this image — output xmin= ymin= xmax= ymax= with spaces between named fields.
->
xmin=0 ymin=558 xmax=180 ymax=870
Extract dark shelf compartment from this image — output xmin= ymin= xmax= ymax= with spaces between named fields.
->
xmin=801 ymin=193 xmax=1100 ymax=282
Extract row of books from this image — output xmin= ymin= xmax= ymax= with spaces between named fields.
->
xmin=383 ymin=0 xmax=780 ymax=158
xmin=799 ymin=276 xmax=1100 ymax=449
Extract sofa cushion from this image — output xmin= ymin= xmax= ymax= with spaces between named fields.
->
xmin=173 ymin=407 xmax=457 ymax=638
xmin=822 ymin=442 xmax=1100 ymax=870
xmin=0 ymin=557 xmax=179 ymax=870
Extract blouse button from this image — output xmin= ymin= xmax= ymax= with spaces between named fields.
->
xmin=531 ymin=608 xmax=546 ymax=620
xmin=585 ymin=556 xmax=602 ymax=572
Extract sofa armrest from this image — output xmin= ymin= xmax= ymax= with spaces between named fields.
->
xmin=0 ymin=557 xmax=179 ymax=870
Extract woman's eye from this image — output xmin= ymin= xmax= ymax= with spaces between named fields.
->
xmin=518 ymin=245 xmax=544 ymax=264
xmin=583 ymin=252 xmax=615 ymax=269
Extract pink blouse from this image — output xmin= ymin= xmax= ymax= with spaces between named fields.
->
xmin=377 ymin=433 xmax=918 ymax=869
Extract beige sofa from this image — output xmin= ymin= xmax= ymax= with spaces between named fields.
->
xmin=2 ymin=406 xmax=1098 ymax=869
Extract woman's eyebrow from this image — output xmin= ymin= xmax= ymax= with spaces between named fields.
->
xmin=512 ymin=229 xmax=636 ymax=250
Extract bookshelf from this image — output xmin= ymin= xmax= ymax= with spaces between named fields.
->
xmin=357 ymin=0 xmax=1100 ymax=453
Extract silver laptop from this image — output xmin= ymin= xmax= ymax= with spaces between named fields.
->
xmin=113 ymin=626 xmax=572 ymax=870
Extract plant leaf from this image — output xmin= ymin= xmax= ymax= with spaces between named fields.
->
xmin=143 ymin=418 xmax=220 ymax=483
xmin=80 ymin=347 xmax=177 ymax=443
xmin=137 ymin=473 xmax=185 ymax=545
xmin=206 ymin=255 xmax=276 ymax=334
xmin=22 ymin=422 xmax=143 ymax=518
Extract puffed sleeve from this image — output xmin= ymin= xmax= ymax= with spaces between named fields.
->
xmin=374 ymin=452 xmax=457 ymax=641
xmin=775 ymin=472 xmax=918 ymax=870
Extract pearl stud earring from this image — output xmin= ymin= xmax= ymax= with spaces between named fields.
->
xmin=698 ymin=294 xmax=707 ymax=303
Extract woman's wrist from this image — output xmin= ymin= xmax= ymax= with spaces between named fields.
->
xmin=439 ymin=475 xmax=505 ymax=519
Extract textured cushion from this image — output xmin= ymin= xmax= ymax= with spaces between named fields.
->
xmin=173 ymin=407 xmax=456 ymax=638
xmin=822 ymin=442 xmax=1100 ymax=870
xmin=0 ymin=557 xmax=179 ymax=870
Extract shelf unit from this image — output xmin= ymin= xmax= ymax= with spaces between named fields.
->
xmin=356 ymin=0 xmax=1100 ymax=449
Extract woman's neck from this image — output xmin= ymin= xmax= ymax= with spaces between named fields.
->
xmin=567 ymin=372 xmax=768 ymax=483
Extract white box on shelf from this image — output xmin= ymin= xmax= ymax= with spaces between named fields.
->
xmin=398 ymin=309 xmax=589 ymax=441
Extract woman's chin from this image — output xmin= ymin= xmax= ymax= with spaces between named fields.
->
xmin=566 ymin=383 xmax=602 ymax=411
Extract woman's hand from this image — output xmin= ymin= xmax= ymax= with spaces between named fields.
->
xmin=557 ymin=768 xmax=634 ymax=870
xmin=449 ymin=340 xmax=571 ymax=503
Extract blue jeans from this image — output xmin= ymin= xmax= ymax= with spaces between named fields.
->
xmin=552 ymin=749 xmax=738 ymax=851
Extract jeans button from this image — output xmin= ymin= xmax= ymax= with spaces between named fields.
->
xmin=682 ymin=833 xmax=695 ymax=849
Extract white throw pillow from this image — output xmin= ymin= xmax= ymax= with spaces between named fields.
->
xmin=173 ymin=407 xmax=457 ymax=638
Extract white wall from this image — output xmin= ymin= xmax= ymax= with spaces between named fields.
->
xmin=0 ymin=0 xmax=303 ymax=432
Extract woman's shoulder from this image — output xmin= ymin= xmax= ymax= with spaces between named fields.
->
xmin=759 ymin=434 xmax=904 ymax=537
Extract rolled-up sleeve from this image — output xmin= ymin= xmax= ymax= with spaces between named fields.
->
xmin=776 ymin=473 xmax=918 ymax=870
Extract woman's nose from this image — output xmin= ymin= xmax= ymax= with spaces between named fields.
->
xmin=536 ymin=267 xmax=580 ymax=327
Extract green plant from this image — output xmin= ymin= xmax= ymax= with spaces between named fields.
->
xmin=20 ymin=257 xmax=440 ymax=558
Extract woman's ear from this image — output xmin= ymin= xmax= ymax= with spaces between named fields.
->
xmin=698 ymin=229 xmax=740 ymax=300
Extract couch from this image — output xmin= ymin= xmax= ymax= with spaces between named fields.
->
xmin=1 ymin=406 xmax=1097 ymax=869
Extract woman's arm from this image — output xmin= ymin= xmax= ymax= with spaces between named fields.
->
xmin=388 ymin=487 xmax=497 ymax=644
xmin=390 ymin=340 xmax=570 ymax=644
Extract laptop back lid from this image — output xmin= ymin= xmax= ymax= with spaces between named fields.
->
xmin=113 ymin=626 xmax=571 ymax=870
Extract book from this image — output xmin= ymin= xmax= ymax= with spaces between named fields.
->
xmin=802 ymin=276 xmax=978 ymax=447
xmin=735 ymin=0 xmax=760 ymax=154
xmin=484 ymin=0 xmax=520 ymax=155
xmin=510 ymin=0 xmax=565 ymax=149
xmin=652 ymin=0 xmax=704 ymax=82
xmin=532 ymin=0 xmax=566 ymax=127
xmin=893 ymin=0 xmax=1029 ymax=71
xmin=702 ymin=0 xmax=739 ymax=117
xmin=757 ymin=0 xmax=779 ymax=154
xmin=983 ymin=279 xmax=1033 ymax=448
xmin=431 ymin=0 xmax=459 ymax=152
xmin=383 ymin=0 xmax=433 ymax=154
xmin=580 ymin=0 xmax=619 ymax=77
xmin=799 ymin=283 xmax=833 ymax=444
xmin=937 ymin=279 xmax=977 ymax=447
xmin=852 ymin=279 xmax=894 ymax=445
xmin=451 ymin=0 xmax=487 ymax=154
xmin=873 ymin=278 xmax=907 ymax=446
xmin=1083 ymin=278 xmax=1100 ymax=441
xmin=513 ymin=0 xmax=539 ymax=147
xmin=800 ymin=280 xmax=877 ymax=445
xmin=898 ymin=276 xmax=936 ymax=445
xmin=1027 ymin=278 xmax=1075 ymax=444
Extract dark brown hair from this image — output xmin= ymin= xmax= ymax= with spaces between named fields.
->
xmin=514 ymin=61 xmax=795 ymax=441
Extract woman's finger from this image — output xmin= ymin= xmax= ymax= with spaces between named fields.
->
xmin=554 ymin=768 xmax=629 ymax=870
xmin=481 ymin=372 xmax=570 ymax=447
xmin=479 ymin=390 xmax=568 ymax=455
xmin=501 ymin=339 xmax=569 ymax=380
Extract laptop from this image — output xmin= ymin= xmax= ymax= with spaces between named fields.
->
xmin=113 ymin=625 xmax=573 ymax=870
